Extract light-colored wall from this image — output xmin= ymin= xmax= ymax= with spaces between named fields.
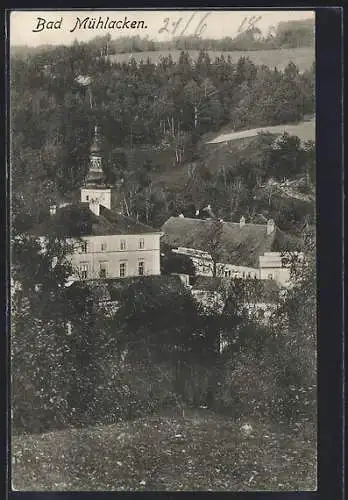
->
xmin=173 ymin=248 xmax=260 ymax=279
xmin=81 ymin=188 xmax=113 ymax=210
xmin=259 ymin=252 xmax=290 ymax=286
xmin=218 ymin=263 xmax=259 ymax=279
xmin=169 ymin=247 xmax=292 ymax=286
xmin=67 ymin=233 xmax=161 ymax=279
xmin=259 ymin=267 xmax=290 ymax=287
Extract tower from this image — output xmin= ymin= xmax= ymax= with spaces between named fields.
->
xmin=81 ymin=125 xmax=123 ymax=213
xmin=85 ymin=125 xmax=105 ymax=186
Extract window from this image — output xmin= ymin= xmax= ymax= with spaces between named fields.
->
xmin=242 ymin=272 xmax=246 ymax=278
xmin=81 ymin=241 xmax=88 ymax=253
xmin=138 ymin=261 xmax=144 ymax=276
xmin=101 ymin=242 xmax=107 ymax=252
xmin=86 ymin=195 xmax=89 ymax=201
xmin=139 ymin=238 xmax=145 ymax=249
xmin=120 ymin=262 xmax=127 ymax=278
xmin=91 ymin=157 xmax=102 ymax=170
xmin=99 ymin=261 xmax=108 ymax=278
xmin=120 ymin=239 xmax=126 ymax=250
xmin=268 ymin=273 xmax=273 ymax=280
xmin=80 ymin=263 xmax=88 ymax=280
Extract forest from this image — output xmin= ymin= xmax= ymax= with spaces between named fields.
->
xmin=11 ymin=40 xmax=315 ymax=234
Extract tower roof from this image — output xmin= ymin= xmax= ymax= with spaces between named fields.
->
xmin=85 ymin=125 xmax=105 ymax=186
xmin=90 ymin=125 xmax=103 ymax=154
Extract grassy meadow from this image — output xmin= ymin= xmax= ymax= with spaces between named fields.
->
xmin=107 ymin=47 xmax=315 ymax=73
xmin=12 ymin=409 xmax=316 ymax=492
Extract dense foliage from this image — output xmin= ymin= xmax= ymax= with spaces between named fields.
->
xmin=12 ymin=230 xmax=316 ymax=433
xmin=11 ymin=40 xmax=314 ymax=231
xmin=11 ymin=28 xmax=316 ymax=438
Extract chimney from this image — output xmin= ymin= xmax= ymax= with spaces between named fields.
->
xmin=49 ymin=205 xmax=57 ymax=216
xmin=240 ymin=216 xmax=246 ymax=228
xmin=267 ymin=219 xmax=275 ymax=235
xmin=89 ymin=199 xmax=100 ymax=217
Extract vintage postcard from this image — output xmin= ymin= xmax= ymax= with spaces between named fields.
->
xmin=10 ymin=9 xmax=318 ymax=492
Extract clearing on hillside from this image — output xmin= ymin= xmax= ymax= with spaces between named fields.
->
xmin=206 ymin=119 xmax=315 ymax=145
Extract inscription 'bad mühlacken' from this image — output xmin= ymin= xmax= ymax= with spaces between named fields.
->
xmin=32 ymin=16 xmax=148 ymax=33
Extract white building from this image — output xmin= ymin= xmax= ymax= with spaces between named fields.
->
xmin=34 ymin=125 xmax=162 ymax=281
xmin=161 ymin=215 xmax=302 ymax=287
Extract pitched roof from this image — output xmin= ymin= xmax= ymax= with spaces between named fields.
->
xmin=32 ymin=203 xmax=161 ymax=238
xmin=161 ymin=216 xmax=301 ymax=268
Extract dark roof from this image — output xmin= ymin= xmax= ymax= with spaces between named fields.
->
xmin=32 ymin=203 xmax=161 ymax=237
xmin=161 ymin=216 xmax=301 ymax=268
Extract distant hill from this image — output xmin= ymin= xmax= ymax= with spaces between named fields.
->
xmin=106 ymin=47 xmax=314 ymax=73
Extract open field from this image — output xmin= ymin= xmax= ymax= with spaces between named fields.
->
xmin=107 ymin=47 xmax=314 ymax=72
xmin=12 ymin=410 xmax=316 ymax=492
xmin=206 ymin=118 xmax=315 ymax=145
xmin=151 ymin=118 xmax=315 ymax=192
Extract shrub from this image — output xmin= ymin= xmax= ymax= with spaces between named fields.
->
xmin=215 ymin=323 xmax=316 ymax=425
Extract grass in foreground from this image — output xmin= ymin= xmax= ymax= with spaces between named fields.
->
xmin=11 ymin=409 xmax=316 ymax=491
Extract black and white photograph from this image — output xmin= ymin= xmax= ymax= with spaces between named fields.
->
xmin=10 ymin=9 xmax=317 ymax=491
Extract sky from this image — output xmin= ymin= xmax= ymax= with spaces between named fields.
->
xmin=10 ymin=9 xmax=315 ymax=47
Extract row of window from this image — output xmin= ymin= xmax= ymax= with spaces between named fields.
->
xmin=79 ymin=260 xmax=145 ymax=279
xmin=223 ymin=270 xmax=258 ymax=279
xmin=80 ymin=238 xmax=145 ymax=253
xmin=222 ymin=270 xmax=273 ymax=279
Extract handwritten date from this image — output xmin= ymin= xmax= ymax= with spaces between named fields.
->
xmin=158 ymin=13 xmax=262 ymax=38
xmin=159 ymin=12 xmax=211 ymax=37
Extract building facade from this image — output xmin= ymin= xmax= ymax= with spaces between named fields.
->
xmin=162 ymin=215 xmax=302 ymax=287
xmin=68 ymin=232 xmax=161 ymax=280
xmin=35 ymin=125 xmax=162 ymax=281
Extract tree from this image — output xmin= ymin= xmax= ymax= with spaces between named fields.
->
xmin=104 ymin=148 xmax=128 ymax=184
xmin=303 ymin=140 xmax=316 ymax=185
xmin=11 ymin=231 xmax=78 ymax=433
xmin=266 ymin=231 xmax=316 ymax=421
xmin=161 ymin=250 xmax=196 ymax=276
xmin=263 ymin=132 xmax=304 ymax=181
xmin=203 ymin=218 xmax=224 ymax=277
xmin=184 ymin=78 xmax=220 ymax=131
